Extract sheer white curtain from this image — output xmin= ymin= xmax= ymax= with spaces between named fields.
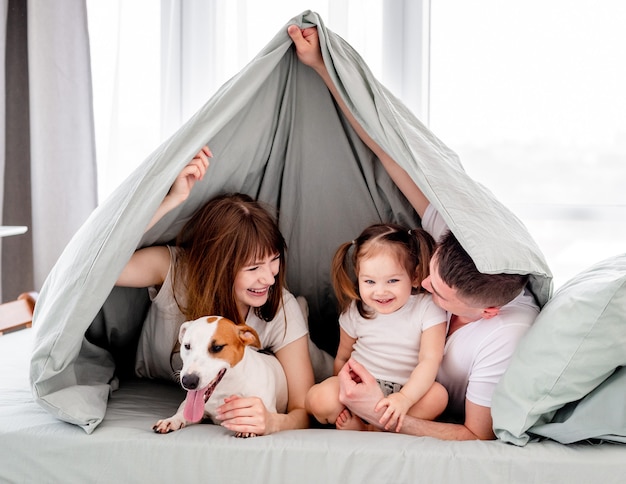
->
xmin=160 ymin=0 xmax=429 ymax=133
xmin=89 ymin=0 xmax=429 ymax=202
xmin=1 ymin=0 xmax=97 ymax=300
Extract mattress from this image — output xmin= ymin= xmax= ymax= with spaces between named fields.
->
xmin=2 ymin=328 xmax=625 ymax=483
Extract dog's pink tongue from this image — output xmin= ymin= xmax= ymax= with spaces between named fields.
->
xmin=183 ymin=387 xmax=208 ymax=423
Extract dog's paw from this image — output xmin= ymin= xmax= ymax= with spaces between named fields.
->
xmin=234 ymin=432 xmax=258 ymax=438
xmin=153 ymin=417 xmax=186 ymax=434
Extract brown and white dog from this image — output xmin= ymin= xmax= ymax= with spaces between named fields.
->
xmin=153 ymin=315 xmax=288 ymax=437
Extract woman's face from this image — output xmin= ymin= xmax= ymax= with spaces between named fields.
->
xmin=233 ymin=252 xmax=281 ymax=318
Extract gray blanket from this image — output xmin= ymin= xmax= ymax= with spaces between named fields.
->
xmin=30 ymin=11 xmax=552 ymax=433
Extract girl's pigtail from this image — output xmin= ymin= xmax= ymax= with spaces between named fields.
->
xmin=411 ymin=228 xmax=437 ymax=290
xmin=331 ymin=241 xmax=359 ymax=314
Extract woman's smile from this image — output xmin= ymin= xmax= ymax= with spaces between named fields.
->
xmin=234 ymin=253 xmax=281 ymax=316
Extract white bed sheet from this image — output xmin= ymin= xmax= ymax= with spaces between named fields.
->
xmin=2 ymin=328 xmax=626 ymax=483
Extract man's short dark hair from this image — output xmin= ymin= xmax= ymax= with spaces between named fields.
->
xmin=435 ymin=231 xmax=529 ymax=308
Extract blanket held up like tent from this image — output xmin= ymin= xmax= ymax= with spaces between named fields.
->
xmin=29 ymin=11 xmax=552 ymax=433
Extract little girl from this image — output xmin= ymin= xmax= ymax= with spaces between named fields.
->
xmin=116 ymin=146 xmax=315 ymax=435
xmin=305 ymin=223 xmax=448 ymax=432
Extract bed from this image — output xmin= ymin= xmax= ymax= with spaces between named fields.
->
xmin=4 ymin=272 xmax=626 ymax=483
xmin=2 ymin=327 xmax=625 ymax=483
xmin=2 ymin=10 xmax=626 ymax=483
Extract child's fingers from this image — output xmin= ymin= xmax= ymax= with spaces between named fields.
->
xmin=395 ymin=414 xmax=405 ymax=433
xmin=381 ymin=406 xmax=401 ymax=431
xmin=379 ymin=405 xmax=395 ymax=427
xmin=373 ymin=397 xmax=388 ymax=413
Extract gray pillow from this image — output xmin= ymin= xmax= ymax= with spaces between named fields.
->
xmin=492 ymin=253 xmax=626 ymax=445
xmin=530 ymin=365 xmax=626 ymax=444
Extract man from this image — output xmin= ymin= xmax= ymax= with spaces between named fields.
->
xmin=288 ymin=25 xmax=539 ymax=440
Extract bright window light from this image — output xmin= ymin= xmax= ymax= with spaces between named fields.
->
xmin=430 ymin=0 xmax=626 ymax=288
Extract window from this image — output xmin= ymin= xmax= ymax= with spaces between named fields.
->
xmin=87 ymin=0 xmax=385 ymax=201
xmin=430 ymin=0 xmax=626 ymax=288
xmin=87 ymin=0 xmax=161 ymax=201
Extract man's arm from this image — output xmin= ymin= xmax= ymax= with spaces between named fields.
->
xmin=338 ymin=358 xmax=495 ymax=440
xmin=397 ymin=400 xmax=495 ymax=441
xmin=287 ymin=26 xmax=430 ymax=218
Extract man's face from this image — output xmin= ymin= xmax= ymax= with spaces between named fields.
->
xmin=421 ymin=253 xmax=484 ymax=322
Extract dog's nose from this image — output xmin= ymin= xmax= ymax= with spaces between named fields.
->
xmin=181 ymin=373 xmax=200 ymax=390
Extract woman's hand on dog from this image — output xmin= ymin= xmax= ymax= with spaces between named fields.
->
xmin=217 ymin=395 xmax=274 ymax=436
xmin=168 ymin=145 xmax=212 ymax=204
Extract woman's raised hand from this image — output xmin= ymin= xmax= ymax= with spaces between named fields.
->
xmin=168 ymin=145 xmax=212 ymax=203
xmin=144 ymin=145 xmax=212 ymax=233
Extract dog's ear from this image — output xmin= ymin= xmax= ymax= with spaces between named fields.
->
xmin=178 ymin=321 xmax=191 ymax=343
xmin=238 ymin=325 xmax=261 ymax=349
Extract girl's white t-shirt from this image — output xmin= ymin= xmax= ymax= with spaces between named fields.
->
xmin=339 ymin=294 xmax=446 ymax=385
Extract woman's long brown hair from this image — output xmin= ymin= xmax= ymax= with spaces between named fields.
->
xmin=174 ymin=193 xmax=286 ymax=325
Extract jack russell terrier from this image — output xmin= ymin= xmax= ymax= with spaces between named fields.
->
xmin=153 ymin=315 xmax=288 ymax=438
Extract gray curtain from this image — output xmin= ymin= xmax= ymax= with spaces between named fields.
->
xmin=0 ymin=0 xmax=97 ymax=301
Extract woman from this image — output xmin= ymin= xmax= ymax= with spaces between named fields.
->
xmin=117 ymin=146 xmax=315 ymax=435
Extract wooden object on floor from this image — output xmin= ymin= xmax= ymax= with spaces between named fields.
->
xmin=0 ymin=291 xmax=37 ymax=335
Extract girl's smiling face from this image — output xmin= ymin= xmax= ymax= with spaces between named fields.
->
xmin=233 ymin=252 xmax=281 ymax=318
xmin=357 ymin=249 xmax=414 ymax=315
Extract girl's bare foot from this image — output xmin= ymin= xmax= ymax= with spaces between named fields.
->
xmin=335 ymin=408 xmax=368 ymax=431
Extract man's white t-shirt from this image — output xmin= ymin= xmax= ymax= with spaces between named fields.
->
xmin=421 ymin=204 xmax=539 ymax=418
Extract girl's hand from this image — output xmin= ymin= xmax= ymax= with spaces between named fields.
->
xmin=375 ymin=392 xmax=413 ymax=432
xmin=168 ymin=145 xmax=212 ymax=203
xmin=216 ymin=395 xmax=274 ymax=436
